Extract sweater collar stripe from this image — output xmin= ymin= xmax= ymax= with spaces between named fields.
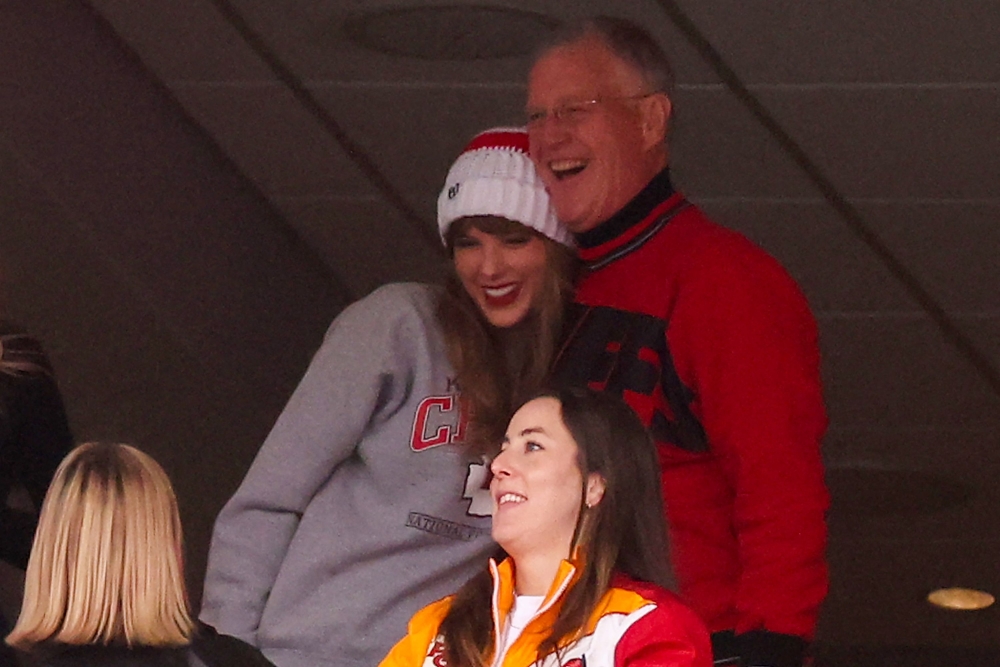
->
xmin=582 ymin=196 xmax=690 ymax=271
xmin=574 ymin=168 xmax=675 ymax=251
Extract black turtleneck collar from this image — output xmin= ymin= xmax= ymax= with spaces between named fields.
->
xmin=574 ymin=168 xmax=675 ymax=250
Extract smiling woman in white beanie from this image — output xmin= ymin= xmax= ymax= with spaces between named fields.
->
xmin=436 ymin=127 xmax=574 ymax=451
xmin=200 ymin=127 xmax=576 ymax=667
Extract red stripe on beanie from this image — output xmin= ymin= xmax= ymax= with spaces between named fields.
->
xmin=462 ymin=129 xmax=529 ymax=154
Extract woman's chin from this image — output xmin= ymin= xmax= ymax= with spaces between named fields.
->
xmin=490 ymin=525 xmax=521 ymax=554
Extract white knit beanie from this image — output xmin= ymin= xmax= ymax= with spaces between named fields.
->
xmin=437 ymin=127 xmax=572 ymax=247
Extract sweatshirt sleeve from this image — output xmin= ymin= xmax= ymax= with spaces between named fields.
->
xmin=668 ymin=235 xmax=829 ymax=639
xmin=200 ymin=284 xmax=429 ymax=643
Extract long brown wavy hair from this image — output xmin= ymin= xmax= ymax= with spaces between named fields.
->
xmin=437 ymin=217 xmax=576 ymax=458
xmin=438 ymin=387 xmax=674 ymax=667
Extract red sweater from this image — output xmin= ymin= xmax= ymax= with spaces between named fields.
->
xmin=553 ymin=171 xmax=829 ymax=647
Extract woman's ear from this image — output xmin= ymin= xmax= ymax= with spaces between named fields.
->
xmin=584 ymin=473 xmax=607 ymax=509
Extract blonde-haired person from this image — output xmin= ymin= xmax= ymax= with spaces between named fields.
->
xmin=6 ymin=442 xmax=273 ymax=667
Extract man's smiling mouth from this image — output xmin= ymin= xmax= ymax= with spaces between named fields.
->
xmin=550 ymin=159 xmax=587 ymax=180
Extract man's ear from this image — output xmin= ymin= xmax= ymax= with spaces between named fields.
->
xmin=585 ymin=473 xmax=607 ymax=508
xmin=640 ymin=92 xmax=671 ymax=151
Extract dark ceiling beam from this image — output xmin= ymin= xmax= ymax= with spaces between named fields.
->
xmin=207 ymin=0 xmax=444 ymax=254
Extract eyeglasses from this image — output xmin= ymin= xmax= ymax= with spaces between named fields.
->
xmin=525 ymin=93 xmax=659 ymax=129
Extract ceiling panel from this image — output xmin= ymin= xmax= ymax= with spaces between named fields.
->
xmin=226 ymin=0 xmax=719 ymax=84
xmin=702 ymin=200 xmax=1000 ymax=314
xmin=225 ymin=0 xmax=540 ymax=85
xmin=674 ymin=0 xmax=1000 ymax=84
xmin=274 ymin=196 xmax=443 ymax=297
xmin=757 ymin=87 xmax=1000 ymax=200
xmin=820 ymin=315 xmax=1000 ymax=428
xmin=967 ymin=318 xmax=1000 ymax=370
xmin=861 ymin=202 xmax=1000 ymax=314
xmin=669 ymin=87 xmax=822 ymax=198
xmin=312 ymin=84 xmax=529 ymax=218
xmin=88 ymin=0 xmax=275 ymax=81
xmin=171 ymin=84 xmax=375 ymax=197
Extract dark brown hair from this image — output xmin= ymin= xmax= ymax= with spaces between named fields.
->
xmin=439 ymin=386 xmax=673 ymax=666
xmin=437 ymin=216 xmax=577 ymax=457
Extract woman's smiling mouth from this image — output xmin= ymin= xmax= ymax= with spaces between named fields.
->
xmin=483 ymin=283 xmax=521 ymax=308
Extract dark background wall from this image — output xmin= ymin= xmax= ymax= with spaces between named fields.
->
xmin=0 ymin=0 xmax=350 ymax=607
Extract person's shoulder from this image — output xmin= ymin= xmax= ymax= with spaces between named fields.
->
xmin=365 ymin=281 xmax=441 ymax=303
xmin=669 ymin=202 xmax=807 ymax=299
xmin=671 ymin=204 xmax=779 ymax=267
xmin=348 ymin=282 xmax=440 ymax=316
xmin=328 ymin=282 xmax=440 ymax=333
xmin=609 ymin=574 xmax=700 ymax=617
xmin=410 ymin=592 xmax=457 ymax=627
xmin=609 ymin=575 xmax=712 ymax=651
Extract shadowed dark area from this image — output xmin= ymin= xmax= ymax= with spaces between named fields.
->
xmin=815 ymin=644 xmax=1000 ymax=667
xmin=827 ymin=466 xmax=975 ymax=516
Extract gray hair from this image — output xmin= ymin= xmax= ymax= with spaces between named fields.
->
xmin=536 ymin=15 xmax=675 ymax=98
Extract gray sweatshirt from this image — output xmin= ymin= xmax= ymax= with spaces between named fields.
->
xmin=200 ymin=283 xmax=495 ymax=667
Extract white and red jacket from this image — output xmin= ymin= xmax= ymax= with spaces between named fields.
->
xmin=379 ymin=557 xmax=712 ymax=667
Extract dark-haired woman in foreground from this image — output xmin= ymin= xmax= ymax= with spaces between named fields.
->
xmin=380 ymin=387 xmax=711 ymax=667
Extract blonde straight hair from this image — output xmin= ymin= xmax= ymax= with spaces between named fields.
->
xmin=6 ymin=442 xmax=194 ymax=650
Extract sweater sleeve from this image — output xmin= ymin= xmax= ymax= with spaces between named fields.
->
xmin=200 ymin=284 xmax=430 ymax=643
xmin=614 ymin=599 xmax=713 ymax=667
xmin=668 ymin=235 xmax=829 ymax=639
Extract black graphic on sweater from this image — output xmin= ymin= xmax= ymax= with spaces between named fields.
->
xmin=552 ymin=305 xmax=708 ymax=453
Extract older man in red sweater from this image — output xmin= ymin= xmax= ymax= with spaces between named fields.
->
xmin=527 ymin=16 xmax=830 ymax=667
